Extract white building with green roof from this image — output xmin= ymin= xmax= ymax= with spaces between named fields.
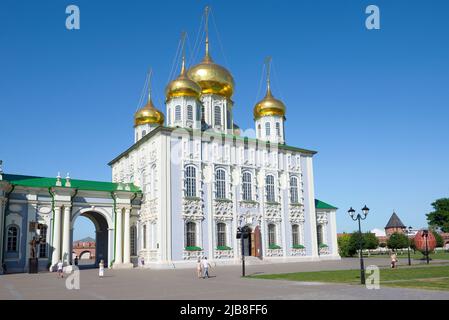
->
xmin=0 ymin=13 xmax=339 ymax=274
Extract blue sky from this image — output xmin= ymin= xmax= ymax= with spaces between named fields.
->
xmin=1 ymin=0 xmax=448 ymax=239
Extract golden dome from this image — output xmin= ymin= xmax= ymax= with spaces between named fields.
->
xmin=188 ymin=53 xmax=234 ymax=99
xmin=134 ymin=98 xmax=164 ymax=127
xmin=253 ymin=88 xmax=286 ymax=120
xmin=165 ymin=59 xmax=202 ymax=100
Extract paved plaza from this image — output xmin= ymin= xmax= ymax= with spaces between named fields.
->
xmin=1 ymin=258 xmax=449 ymax=300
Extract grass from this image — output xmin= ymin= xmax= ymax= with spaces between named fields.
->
xmin=250 ymin=265 xmax=449 ymax=291
xmin=363 ymin=251 xmax=449 ymax=260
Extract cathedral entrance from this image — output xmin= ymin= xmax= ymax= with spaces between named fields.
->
xmin=242 ymin=226 xmax=262 ymax=258
xmin=71 ymin=211 xmax=109 ymax=268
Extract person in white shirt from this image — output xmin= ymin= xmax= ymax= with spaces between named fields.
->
xmin=201 ymin=257 xmax=211 ymax=279
xmin=57 ymin=260 xmax=64 ymax=278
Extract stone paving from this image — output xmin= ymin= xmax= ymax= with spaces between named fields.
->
xmin=1 ymin=258 xmax=448 ymax=300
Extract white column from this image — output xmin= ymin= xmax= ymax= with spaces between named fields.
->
xmin=0 ymin=197 xmax=5 ymax=273
xmin=115 ymin=208 xmax=123 ymax=264
xmin=51 ymin=206 xmax=62 ymax=267
xmin=62 ymin=206 xmax=71 ymax=265
xmin=123 ymin=208 xmax=131 ymax=264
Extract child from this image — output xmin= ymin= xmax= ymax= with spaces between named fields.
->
xmin=57 ymin=260 xmax=64 ymax=278
xmin=99 ymin=259 xmax=105 ymax=278
xmin=390 ymin=252 xmax=398 ymax=268
xmin=196 ymin=258 xmax=202 ymax=279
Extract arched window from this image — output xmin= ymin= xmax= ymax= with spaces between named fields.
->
xmin=215 ymin=168 xmax=226 ymax=199
xmin=186 ymin=222 xmax=196 ymax=247
xmin=257 ymin=124 xmax=261 ymax=137
xmin=292 ymin=224 xmax=300 ymax=246
xmin=185 ymin=165 xmax=197 ymax=197
xmin=268 ymin=224 xmax=276 ymax=246
xmin=276 ymin=122 xmax=281 ymax=136
xmin=290 ymin=176 xmax=299 ymax=204
xmin=130 ymin=225 xmax=137 ymax=256
xmin=265 ymin=122 xmax=270 ymax=136
xmin=168 ymin=107 xmax=171 ymax=123
xmin=317 ymin=225 xmax=323 ymax=247
xmin=266 ymin=175 xmax=275 ymax=202
xmin=143 ymin=224 xmax=147 ymax=249
xmin=39 ymin=225 xmax=48 ymax=258
xmin=201 ymin=105 xmax=205 ymax=122
xmin=175 ymin=105 xmax=181 ymax=121
xmin=217 ymin=223 xmax=226 ymax=247
xmin=135 ymin=132 xmax=139 ymax=141
xmin=142 ymin=130 xmax=147 ymax=137
xmin=7 ymin=225 xmax=19 ymax=252
xmin=242 ymin=171 xmax=252 ymax=201
xmin=226 ymin=109 xmax=231 ymax=129
xmin=214 ymin=106 xmax=221 ymax=126
xmin=187 ymin=105 xmax=193 ymax=121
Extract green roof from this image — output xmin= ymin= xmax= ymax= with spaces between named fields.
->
xmin=315 ymin=199 xmax=338 ymax=210
xmin=2 ymin=174 xmax=141 ymax=193
xmin=108 ymin=126 xmax=317 ymax=166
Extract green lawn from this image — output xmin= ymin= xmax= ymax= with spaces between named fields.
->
xmin=363 ymin=251 xmax=449 ymax=260
xmin=250 ymin=265 xmax=449 ymax=291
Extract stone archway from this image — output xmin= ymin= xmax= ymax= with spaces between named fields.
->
xmin=71 ymin=210 xmax=110 ymax=268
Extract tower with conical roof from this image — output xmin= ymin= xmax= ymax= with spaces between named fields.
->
xmin=134 ymin=70 xmax=165 ymax=142
xmin=385 ymin=211 xmax=406 ymax=236
xmin=187 ymin=6 xmax=235 ymax=134
xmin=254 ymin=57 xmax=286 ymax=144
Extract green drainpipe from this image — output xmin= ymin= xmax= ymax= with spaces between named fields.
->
xmin=2 ymin=185 xmax=15 ymax=268
xmin=48 ymin=187 xmax=55 ymax=268
xmin=110 ymin=192 xmax=117 ymax=268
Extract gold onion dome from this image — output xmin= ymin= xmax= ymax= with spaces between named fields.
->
xmin=253 ymin=87 xmax=286 ymax=120
xmin=165 ymin=60 xmax=202 ymax=100
xmin=134 ymin=98 xmax=164 ymax=127
xmin=188 ymin=53 xmax=234 ymax=99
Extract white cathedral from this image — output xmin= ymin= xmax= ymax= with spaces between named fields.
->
xmin=0 ymin=12 xmax=339 ymax=274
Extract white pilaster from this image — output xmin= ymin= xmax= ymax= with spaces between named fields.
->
xmin=123 ymin=208 xmax=131 ymax=264
xmin=62 ymin=206 xmax=71 ymax=265
xmin=115 ymin=208 xmax=123 ymax=265
xmin=51 ymin=206 xmax=62 ymax=267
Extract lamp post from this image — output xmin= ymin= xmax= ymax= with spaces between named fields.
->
xmin=348 ymin=205 xmax=370 ymax=285
xmin=407 ymin=226 xmax=413 ymax=266
xmin=236 ymin=226 xmax=250 ymax=277
xmin=422 ymin=229 xmax=430 ymax=264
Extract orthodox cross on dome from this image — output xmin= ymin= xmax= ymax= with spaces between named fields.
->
xmin=204 ymin=5 xmax=211 ymax=61
xmin=147 ymin=68 xmax=153 ymax=102
xmin=180 ymin=31 xmax=187 ymax=74
xmin=264 ymin=56 xmax=273 ymax=95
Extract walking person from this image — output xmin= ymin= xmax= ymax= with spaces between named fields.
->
xmin=196 ymin=258 xmax=202 ymax=279
xmin=99 ymin=259 xmax=105 ymax=278
xmin=57 ymin=260 xmax=64 ymax=278
xmin=390 ymin=251 xmax=398 ymax=269
xmin=201 ymin=257 xmax=212 ymax=279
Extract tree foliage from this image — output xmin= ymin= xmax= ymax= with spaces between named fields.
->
xmin=426 ymin=198 xmax=449 ymax=233
xmin=337 ymin=234 xmax=352 ymax=257
xmin=432 ymin=230 xmax=444 ymax=248
xmin=387 ymin=232 xmax=410 ymax=250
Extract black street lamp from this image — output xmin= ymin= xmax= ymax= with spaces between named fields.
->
xmin=422 ymin=229 xmax=430 ymax=264
xmin=348 ymin=205 xmax=370 ymax=285
xmin=236 ymin=226 xmax=250 ymax=277
xmin=407 ymin=226 xmax=413 ymax=266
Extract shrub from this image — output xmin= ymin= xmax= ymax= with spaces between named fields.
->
xmin=269 ymin=244 xmax=281 ymax=250
xmin=338 ymin=234 xmax=352 ymax=257
xmin=185 ymin=246 xmax=202 ymax=251
xmin=216 ymin=246 xmax=232 ymax=251
xmin=292 ymin=244 xmax=305 ymax=249
xmin=319 ymin=243 xmax=328 ymax=248
xmin=387 ymin=232 xmax=409 ymax=250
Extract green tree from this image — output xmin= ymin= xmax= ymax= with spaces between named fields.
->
xmin=337 ymin=234 xmax=352 ymax=257
xmin=364 ymin=232 xmax=380 ymax=250
xmin=426 ymin=198 xmax=449 ymax=232
xmin=431 ymin=230 xmax=444 ymax=248
xmin=387 ymin=232 xmax=409 ymax=250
